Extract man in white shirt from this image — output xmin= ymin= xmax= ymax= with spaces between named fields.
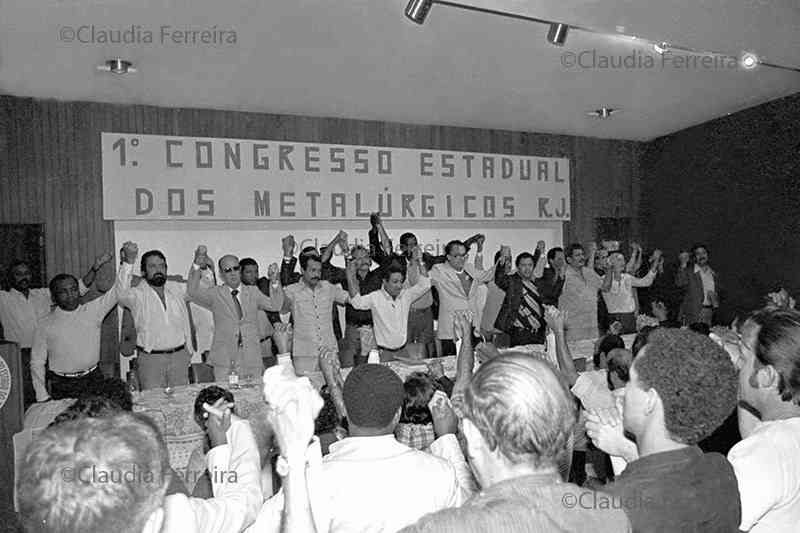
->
xmin=252 ymin=363 xmax=464 ymax=533
xmin=346 ymin=248 xmax=431 ymax=361
xmin=727 ymin=308 xmax=800 ymax=532
xmin=118 ymin=249 xmax=197 ymax=390
xmin=30 ymin=243 xmax=138 ymax=403
xmin=1 ymin=254 xmax=111 ymax=406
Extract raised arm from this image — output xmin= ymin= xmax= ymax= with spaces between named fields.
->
xmin=601 ymin=270 xmax=614 ymax=293
xmin=80 ymin=252 xmax=114 ymax=292
xmin=625 ymin=243 xmax=642 ymax=274
xmin=532 ymin=241 xmax=546 ymax=279
xmin=544 ymin=305 xmax=578 ymax=387
xmin=493 ymin=247 xmax=512 ymax=292
xmin=187 ymin=246 xmax=216 ymax=309
xmin=256 ymin=263 xmax=285 ymax=312
xmin=344 ymin=258 xmax=362 ymax=300
xmin=88 ymin=243 xmax=136 ymax=318
xmin=321 ymin=231 xmax=346 ymax=265
xmin=452 ymin=311 xmax=476 ymax=399
xmin=405 ymin=249 xmax=432 ymax=301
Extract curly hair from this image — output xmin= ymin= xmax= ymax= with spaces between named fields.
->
xmin=634 ymin=328 xmax=737 ymax=445
xmin=747 ymin=308 xmax=800 ymax=404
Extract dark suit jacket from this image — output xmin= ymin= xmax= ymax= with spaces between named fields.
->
xmin=676 ymin=265 xmax=720 ymax=324
xmin=536 ymin=267 xmax=565 ymax=307
xmin=494 ymin=269 xmax=545 ymax=343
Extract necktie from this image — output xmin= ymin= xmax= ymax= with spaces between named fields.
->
xmin=231 ymin=289 xmax=243 ymax=320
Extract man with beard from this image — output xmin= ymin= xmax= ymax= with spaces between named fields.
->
xmin=1 ymin=254 xmax=112 ymax=406
xmin=118 ymin=249 xmax=198 ymax=390
xmin=677 ymin=243 xmax=721 ymax=326
xmin=559 ymin=242 xmax=603 ymax=341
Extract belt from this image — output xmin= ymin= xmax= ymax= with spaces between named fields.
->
xmin=137 ymin=344 xmax=185 ymax=355
xmin=51 ymin=365 xmax=98 ymax=378
xmin=378 ymin=344 xmax=406 ymax=352
xmin=260 ymin=336 xmax=271 ymax=343
xmin=702 ymin=305 xmax=714 ymax=309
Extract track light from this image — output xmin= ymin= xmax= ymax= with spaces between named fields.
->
xmin=653 ymin=42 xmax=669 ymax=55
xmin=405 ymin=0 xmax=434 ymax=24
xmin=546 ymin=23 xmax=569 ymax=46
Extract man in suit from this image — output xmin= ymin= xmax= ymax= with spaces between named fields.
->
xmin=429 ymin=239 xmax=495 ymax=356
xmin=187 ymin=247 xmax=284 ymax=382
xmin=538 ymin=246 xmax=567 ymax=306
xmin=676 ymin=243 xmax=720 ymax=326
xmin=494 ymin=248 xmax=547 ymax=347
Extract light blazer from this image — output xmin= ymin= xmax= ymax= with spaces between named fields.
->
xmin=430 ymin=262 xmax=495 ymax=340
xmin=187 ymin=267 xmax=284 ymax=370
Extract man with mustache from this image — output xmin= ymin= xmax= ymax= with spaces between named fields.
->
xmin=1 ymin=254 xmax=112 ymax=406
xmin=118 ymin=249 xmax=197 ymax=390
xmin=677 ymin=243 xmax=720 ymax=326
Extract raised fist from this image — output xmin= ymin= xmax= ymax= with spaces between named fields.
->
xmin=282 ymin=235 xmax=295 ymax=257
xmin=121 ymin=242 xmax=139 ymax=264
xmin=536 ymin=240 xmax=546 ymax=252
xmin=267 ymin=263 xmax=279 ymax=281
xmin=93 ymin=252 xmax=114 ymax=270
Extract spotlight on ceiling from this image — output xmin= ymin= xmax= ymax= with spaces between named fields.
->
xmin=586 ymin=108 xmax=620 ymax=119
xmin=405 ymin=0 xmax=434 ymax=24
xmin=546 ymin=23 xmax=569 ymax=46
xmin=97 ymin=58 xmax=136 ymax=74
xmin=653 ymin=42 xmax=669 ymax=55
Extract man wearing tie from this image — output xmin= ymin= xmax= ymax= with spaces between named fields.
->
xmin=187 ymin=246 xmax=284 ymax=382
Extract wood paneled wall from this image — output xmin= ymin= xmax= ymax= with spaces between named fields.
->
xmin=0 ymin=95 xmax=643 ymax=278
xmin=0 ymin=95 xmax=643 ymax=367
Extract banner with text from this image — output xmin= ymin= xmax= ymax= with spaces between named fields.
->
xmin=101 ymin=133 xmax=571 ymax=221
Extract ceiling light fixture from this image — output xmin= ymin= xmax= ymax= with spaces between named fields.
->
xmin=405 ymin=0 xmax=434 ymax=24
xmin=586 ymin=108 xmax=620 ymax=119
xmin=402 ymin=2 xmax=800 ymax=73
xmin=97 ymin=58 xmax=136 ymax=74
xmin=546 ymin=23 xmax=569 ymax=47
xmin=653 ymin=42 xmax=669 ymax=55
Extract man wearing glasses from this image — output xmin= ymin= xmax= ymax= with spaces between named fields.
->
xmin=188 ymin=247 xmax=284 ymax=382
xmin=429 ymin=239 xmax=495 ymax=356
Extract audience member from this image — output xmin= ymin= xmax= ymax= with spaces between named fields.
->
xmin=727 ymin=308 xmax=800 ymax=532
xmin=586 ymin=328 xmax=741 ymax=532
xmin=400 ymin=353 xmax=630 ymax=532
xmin=339 ymin=244 xmax=383 ymax=367
xmin=18 ymin=413 xmax=191 ymax=533
xmin=395 ymin=372 xmax=438 ymax=450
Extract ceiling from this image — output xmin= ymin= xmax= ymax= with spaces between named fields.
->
xmin=0 ymin=0 xmax=798 ymax=141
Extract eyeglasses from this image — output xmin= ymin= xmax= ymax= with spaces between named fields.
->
xmin=222 ymin=265 xmax=241 ymax=273
xmin=449 ymin=253 xmax=467 ymax=259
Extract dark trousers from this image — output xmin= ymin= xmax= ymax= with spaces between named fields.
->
xmin=20 ymin=347 xmax=36 ymax=408
xmin=47 ymin=366 xmax=105 ymax=400
xmin=439 ymin=335 xmax=482 ymax=357
xmin=607 ymin=312 xmax=637 ymax=335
